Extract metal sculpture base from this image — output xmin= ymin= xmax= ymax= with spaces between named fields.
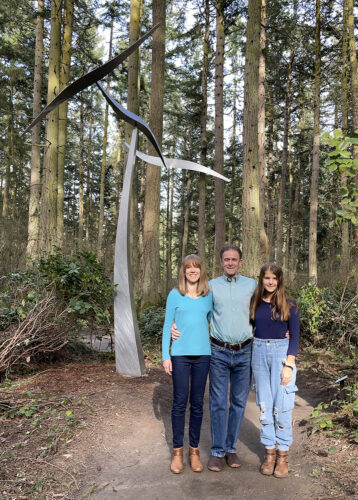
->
xmin=114 ymin=128 xmax=146 ymax=376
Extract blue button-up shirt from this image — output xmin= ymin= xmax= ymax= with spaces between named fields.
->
xmin=209 ymin=274 xmax=257 ymax=345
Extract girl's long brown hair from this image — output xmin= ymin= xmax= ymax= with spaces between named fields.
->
xmin=178 ymin=254 xmax=210 ymax=297
xmin=250 ymin=263 xmax=294 ymax=321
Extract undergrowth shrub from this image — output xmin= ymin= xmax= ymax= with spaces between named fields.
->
xmin=138 ymin=305 xmax=165 ymax=348
xmin=296 ymin=282 xmax=358 ymax=348
xmin=0 ymin=251 xmax=115 ymax=375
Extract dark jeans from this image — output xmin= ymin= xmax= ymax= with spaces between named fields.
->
xmin=171 ymin=355 xmax=211 ymax=448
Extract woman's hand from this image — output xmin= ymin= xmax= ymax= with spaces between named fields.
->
xmin=171 ymin=322 xmax=181 ymax=340
xmin=163 ymin=359 xmax=172 ymax=376
xmin=281 ymin=366 xmax=293 ymax=386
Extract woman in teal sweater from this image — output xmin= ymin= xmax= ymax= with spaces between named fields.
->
xmin=162 ymin=254 xmax=212 ymax=474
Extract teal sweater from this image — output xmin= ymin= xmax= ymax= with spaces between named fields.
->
xmin=162 ymin=289 xmax=213 ymax=361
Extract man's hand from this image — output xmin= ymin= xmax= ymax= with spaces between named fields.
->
xmin=281 ymin=366 xmax=293 ymax=386
xmin=163 ymin=359 xmax=172 ymax=376
xmin=285 ymin=331 xmax=290 ymax=339
xmin=171 ymin=322 xmax=181 ymax=340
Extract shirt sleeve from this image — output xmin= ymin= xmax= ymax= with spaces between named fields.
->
xmin=287 ymin=305 xmax=300 ymax=357
xmin=162 ymin=290 xmax=177 ymax=361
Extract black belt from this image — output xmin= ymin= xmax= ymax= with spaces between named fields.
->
xmin=210 ymin=336 xmax=253 ymax=351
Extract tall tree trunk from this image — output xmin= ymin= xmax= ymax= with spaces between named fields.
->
xmin=228 ymin=54 xmax=238 ymax=245
xmin=347 ymin=0 xmax=358 ymax=250
xmin=142 ymin=0 xmax=166 ymax=305
xmin=341 ymin=0 xmax=350 ymax=279
xmin=115 ymin=126 xmax=123 ymax=219
xmin=40 ymin=0 xmax=61 ymax=252
xmin=85 ymin=106 xmax=93 ymax=247
xmin=57 ymin=0 xmax=74 ymax=248
xmin=97 ymin=15 xmax=114 ymax=258
xmin=266 ymin=98 xmax=275 ymax=260
xmin=198 ymin=0 xmax=210 ymax=260
xmin=277 ymin=50 xmax=294 ymax=267
xmin=26 ymin=0 xmax=44 ymax=259
xmin=309 ymin=0 xmax=321 ymax=283
xmin=214 ymin=0 xmax=225 ymax=274
xmin=242 ymin=0 xmax=261 ymax=278
xmin=181 ymin=171 xmax=192 ymax=261
xmin=78 ymin=100 xmax=84 ymax=248
xmin=125 ymin=0 xmax=142 ymax=288
xmin=3 ymin=75 xmax=14 ymax=218
xmin=258 ymin=0 xmax=268 ymax=260
xmin=166 ymin=169 xmax=174 ymax=293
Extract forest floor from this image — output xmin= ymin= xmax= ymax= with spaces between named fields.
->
xmin=1 ymin=349 xmax=357 ymax=500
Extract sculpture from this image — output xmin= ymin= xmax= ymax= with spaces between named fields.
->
xmin=25 ymin=25 xmax=229 ymax=377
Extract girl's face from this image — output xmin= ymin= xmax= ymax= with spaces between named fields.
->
xmin=262 ymin=270 xmax=278 ymax=295
xmin=185 ymin=264 xmax=201 ymax=284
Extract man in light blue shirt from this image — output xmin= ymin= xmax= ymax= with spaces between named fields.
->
xmin=207 ymin=245 xmax=256 ymax=471
xmin=172 ymin=244 xmax=257 ymax=471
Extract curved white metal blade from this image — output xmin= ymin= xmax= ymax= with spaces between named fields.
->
xmin=125 ymin=144 xmax=230 ymax=182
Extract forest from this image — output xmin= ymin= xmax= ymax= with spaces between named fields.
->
xmin=0 ymin=0 xmax=358 ymax=497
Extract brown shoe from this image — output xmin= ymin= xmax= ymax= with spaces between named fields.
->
xmin=170 ymin=447 xmax=184 ymax=474
xmin=260 ymin=448 xmax=276 ymax=475
xmin=274 ymin=450 xmax=289 ymax=478
xmin=225 ymin=452 xmax=241 ymax=468
xmin=207 ymin=455 xmax=225 ymax=472
xmin=189 ymin=446 xmax=203 ymax=472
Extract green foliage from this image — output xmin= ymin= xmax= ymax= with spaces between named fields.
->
xmin=296 ymin=282 xmax=327 ymax=343
xmin=322 ymin=129 xmax=358 ymax=226
xmin=310 ymin=386 xmax=358 ymax=443
xmin=138 ymin=305 xmax=165 ymax=341
xmin=296 ymin=282 xmax=358 ymax=347
xmin=0 ymin=250 xmax=114 ymax=332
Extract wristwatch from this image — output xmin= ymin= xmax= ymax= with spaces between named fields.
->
xmin=282 ymin=359 xmax=295 ymax=369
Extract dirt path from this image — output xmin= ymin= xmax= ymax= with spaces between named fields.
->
xmin=45 ymin=365 xmax=324 ymax=500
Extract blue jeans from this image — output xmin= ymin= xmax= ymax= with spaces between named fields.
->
xmin=171 ymin=355 xmax=211 ymax=448
xmin=252 ymin=338 xmax=298 ymax=451
xmin=209 ymin=341 xmax=252 ymax=457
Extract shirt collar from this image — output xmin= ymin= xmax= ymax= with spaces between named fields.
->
xmin=223 ymin=274 xmax=239 ymax=283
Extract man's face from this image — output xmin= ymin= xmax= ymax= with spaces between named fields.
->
xmin=221 ymin=250 xmax=242 ymax=278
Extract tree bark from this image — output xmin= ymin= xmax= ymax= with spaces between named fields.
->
xmin=308 ymin=0 xmax=321 ymax=283
xmin=40 ymin=0 xmax=61 ymax=252
xmin=142 ymin=0 xmax=166 ymax=305
xmin=214 ymin=0 xmax=225 ymax=274
xmin=26 ymin=0 xmax=44 ymax=259
xmin=347 ymin=0 xmax=358 ymax=250
xmin=242 ymin=0 xmax=261 ymax=278
xmin=341 ymin=0 xmax=349 ymax=279
xmin=78 ymin=100 xmax=84 ymax=248
xmin=258 ymin=0 xmax=268 ymax=260
xmin=277 ymin=50 xmax=294 ymax=267
xmin=198 ymin=0 xmax=210 ymax=260
xmin=123 ymin=0 xmax=142 ymax=286
xmin=97 ymin=15 xmax=114 ymax=258
xmin=57 ymin=0 xmax=74 ymax=248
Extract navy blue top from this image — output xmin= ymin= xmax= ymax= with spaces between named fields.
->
xmin=253 ymin=300 xmax=300 ymax=357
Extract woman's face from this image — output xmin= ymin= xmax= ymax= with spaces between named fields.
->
xmin=185 ymin=264 xmax=201 ymax=284
xmin=262 ymin=270 xmax=278 ymax=295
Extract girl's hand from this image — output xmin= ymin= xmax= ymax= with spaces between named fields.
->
xmin=281 ymin=366 xmax=293 ymax=386
xmin=163 ymin=359 xmax=172 ymax=376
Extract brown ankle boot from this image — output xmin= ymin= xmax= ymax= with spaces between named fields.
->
xmin=170 ymin=447 xmax=184 ymax=474
xmin=189 ymin=445 xmax=203 ymax=472
xmin=260 ymin=448 xmax=276 ymax=475
xmin=274 ymin=450 xmax=289 ymax=478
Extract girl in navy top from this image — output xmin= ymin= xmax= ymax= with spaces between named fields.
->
xmin=250 ymin=263 xmax=300 ymax=478
xmin=162 ymin=254 xmax=212 ymax=474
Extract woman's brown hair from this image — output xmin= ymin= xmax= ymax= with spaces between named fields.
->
xmin=178 ymin=254 xmax=210 ymax=297
xmin=250 ymin=263 xmax=294 ymax=321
